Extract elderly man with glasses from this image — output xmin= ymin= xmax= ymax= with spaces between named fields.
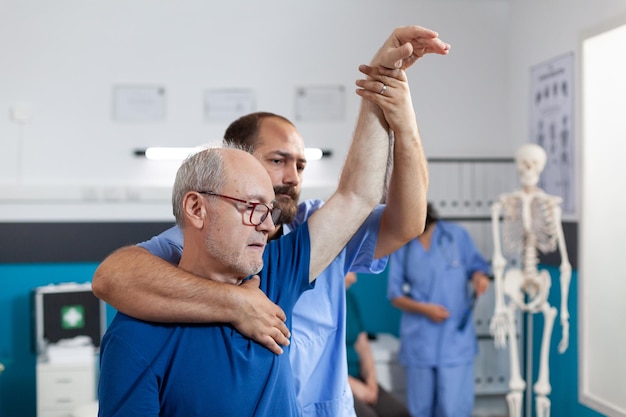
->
xmin=95 ymin=25 xmax=450 ymax=416
xmin=99 ymin=64 xmax=402 ymax=415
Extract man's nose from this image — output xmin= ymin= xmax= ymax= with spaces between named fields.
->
xmin=283 ymin=164 xmax=300 ymax=186
xmin=256 ymin=211 xmax=275 ymax=232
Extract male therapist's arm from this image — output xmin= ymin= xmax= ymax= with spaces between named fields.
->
xmin=307 ymin=94 xmax=388 ymax=279
xmin=364 ymin=25 xmax=450 ymax=259
xmin=92 ymin=246 xmax=290 ymax=354
xmin=306 ymin=24 xmax=449 ymax=280
xmin=304 ymin=27 xmax=432 ymax=277
xmin=92 ymin=24 xmax=448 ymax=353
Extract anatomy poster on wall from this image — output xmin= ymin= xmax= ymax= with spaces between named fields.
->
xmin=529 ymin=52 xmax=576 ymax=217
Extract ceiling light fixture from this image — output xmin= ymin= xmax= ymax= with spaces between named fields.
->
xmin=134 ymin=147 xmax=332 ymax=161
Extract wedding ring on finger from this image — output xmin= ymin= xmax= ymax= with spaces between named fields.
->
xmin=379 ymin=84 xmax=387 ymax=95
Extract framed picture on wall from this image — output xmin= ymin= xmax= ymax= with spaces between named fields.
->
xmin=529 ymin=52 xmax=576 ymax=218
xmin=204 ymin=88 xmax=256 ymax=123
xmin=294 ymin=85 xmax=345 ymax=122
xmin=113 ymin=84 xmax=166 ymax=122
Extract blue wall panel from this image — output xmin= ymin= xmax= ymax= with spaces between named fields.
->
xmin=0 ymin=261 xmax=606 ymax=417
xmin=0 ymin=263 xmax=115 ymax=417
xmin=348 ymin=265 xmax=401 ymax=337
xmin=530 ymin=267 xmax=604 ymax=417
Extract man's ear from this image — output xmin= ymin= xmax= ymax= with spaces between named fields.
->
xmin=183 ymin=192 xmax=206 ymax=229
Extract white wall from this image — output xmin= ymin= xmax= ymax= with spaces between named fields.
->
xmin=580 ymin=16 xmax=626 ymax=417
xmin=0 ymin=0 xmax=510 ymax=220
xmin=507 ymin=0 xmax=626 ymax=212
xmin=508 ymin=1 xmax=626 ymax=416
xmin=2 ymin=0 xmax=625 ymax=413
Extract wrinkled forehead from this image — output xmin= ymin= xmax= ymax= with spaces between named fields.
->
xmin=253 ymin=117 xmax=306 ymax=158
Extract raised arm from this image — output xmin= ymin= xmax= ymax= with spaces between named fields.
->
xmin=92 ymin=245 xmax=290 ymax=354
xmin=307 ymin=26 xmax=449 ymax=277
xmin=359 ymin=26 xmax=449 ymax=258
xmin=357 ymin=64 xmax=429 ymax=258
xmin=307 ymin=93 xmax=389 ymax=279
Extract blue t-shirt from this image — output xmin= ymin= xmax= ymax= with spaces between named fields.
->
xmin=387 ymin=221 xmax=491 ymax=367
xmin=98 ymin=223 xmax=313 ymax=417
xmin=135 ymin=199 xmax=387 ymax=417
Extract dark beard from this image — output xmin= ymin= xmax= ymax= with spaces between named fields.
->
xmin=273 ymin=186 xmax=299 ymax=225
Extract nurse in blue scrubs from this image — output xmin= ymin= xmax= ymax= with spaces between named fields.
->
xmin=387 ymin=203 xmax=491 ymax=417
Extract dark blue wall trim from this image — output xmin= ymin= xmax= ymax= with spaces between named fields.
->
xmin=538 ymin=222 xmax=577 ymax=269
xmin=0 ymin=222 xmax=173 ymax=263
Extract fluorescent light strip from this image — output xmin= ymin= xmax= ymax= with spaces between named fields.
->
xmin=304 ymin=148 xmax=323 ymax=161
xmin=138 ymin=147 xmax=330 ymax=161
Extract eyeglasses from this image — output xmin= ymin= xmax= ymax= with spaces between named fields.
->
xmin=198 ymin=191 xmax=282 ymax=226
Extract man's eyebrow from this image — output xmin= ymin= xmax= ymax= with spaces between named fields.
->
xmin=245 ymin=193 xmax=272 ymax=204
xmin=267 ymin=150 xmax=307 ymax=164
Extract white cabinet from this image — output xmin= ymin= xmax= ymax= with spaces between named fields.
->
xmin=36 ymin=360 xmax=96 ymax=417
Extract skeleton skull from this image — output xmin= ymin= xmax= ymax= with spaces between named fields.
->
xmin=515 ymin=143 xmax=547 ymax=188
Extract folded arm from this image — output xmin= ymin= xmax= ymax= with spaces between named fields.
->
xmin=92 ymin=245 xmax=290 ymax=354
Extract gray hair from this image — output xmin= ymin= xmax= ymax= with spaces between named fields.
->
xmin=172 ymin=147 xmax=227 ymax=226
xmin=171 ymin=143 xmax=249 ymax=226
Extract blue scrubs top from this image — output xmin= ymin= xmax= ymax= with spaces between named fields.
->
xmin=99 ymin=222 xmax=313 ymax=417
xmin=136 ymin=199 xmax=387 ymax=417
xmin=387 ymin=221 xmax=490 ymax=368
xmin=345 ymin=290 xmax=365 ymax=379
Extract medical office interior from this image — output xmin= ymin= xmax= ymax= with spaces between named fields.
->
xmin=1 ymin=0 xmax=625 ymax=416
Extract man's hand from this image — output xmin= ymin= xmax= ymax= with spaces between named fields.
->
xmin=355 ymin=65 xmax=416 ymax=137
xmin=372 ymin=25 xmax=450 ymax=70
xmin=472 ymin=271 xmax=491 ymax=297
xmin=423 ymin=303 xmax=450 ymax=323
xmin=232 ymin=276 xmax=290 ymax=354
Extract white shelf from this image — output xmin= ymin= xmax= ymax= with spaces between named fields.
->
xmin=37 ymin=359 xmax=97 ymax=417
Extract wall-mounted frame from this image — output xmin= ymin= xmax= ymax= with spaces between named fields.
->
xmin=294 ymin=85 xmax=344 ymax=122
xmin=113 ymin=84 xmax=166 ymax=122
xmin=529 ymin=52 xmax=576 ymax=219
xmin=203 ymin=88 xmax=255 ymax=123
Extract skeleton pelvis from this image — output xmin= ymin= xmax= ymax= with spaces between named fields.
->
xmin=503 ymin=269 xmax=551 ymax=313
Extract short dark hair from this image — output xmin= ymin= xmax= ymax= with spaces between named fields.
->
xmin=222 ymin=112 xmax=295 ymax=149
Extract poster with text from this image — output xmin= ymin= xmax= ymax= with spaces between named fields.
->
xmin=530 ymin=52 xmax=576 ymax=218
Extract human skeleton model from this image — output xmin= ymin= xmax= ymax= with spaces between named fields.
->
xmin=489 ymin=143 xmax=571 ymax=417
